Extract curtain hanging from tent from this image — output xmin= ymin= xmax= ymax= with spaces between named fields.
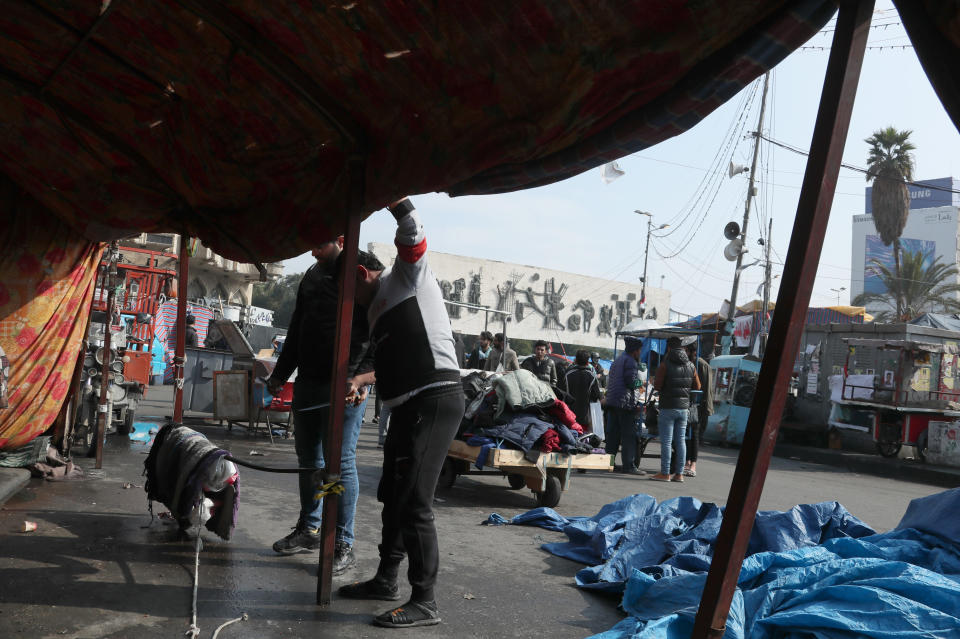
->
xmin=0 ymin=193 xmax=103 ymax=450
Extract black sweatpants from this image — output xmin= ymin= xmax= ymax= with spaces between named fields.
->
xmin=377 ymin=384 xmax=464 ymax=602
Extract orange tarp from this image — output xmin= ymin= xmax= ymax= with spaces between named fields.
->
xmin=0 ymin=189 xmax=102 ymax=450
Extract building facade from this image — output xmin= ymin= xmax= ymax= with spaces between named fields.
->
xmin=369 ymin=242 xmax=670 ymax=350
xmin=122 ymin=232 xmax=283 ymax=318
xmin=851 ymin=176 xmax=960 ymax=314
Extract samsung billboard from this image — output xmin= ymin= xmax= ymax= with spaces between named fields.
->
xmin=865 ymin=176 xmax=959 ymax=214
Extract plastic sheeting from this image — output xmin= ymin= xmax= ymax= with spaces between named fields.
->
xmin=485 ymin=491 xmax=960 ymax=637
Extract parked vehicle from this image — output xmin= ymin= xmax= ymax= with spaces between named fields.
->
xmin=71 ymin=314 xmax=146 ymax=455
xmin=703 ymin=354 xmax=761 ymax=445
xmin=828 ymin=338 xmax=960 ymax=460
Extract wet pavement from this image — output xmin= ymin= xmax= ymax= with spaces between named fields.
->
xmin=0 ymin=386 xmax=950 ymax=638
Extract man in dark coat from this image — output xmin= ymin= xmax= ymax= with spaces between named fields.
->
xmin=560 ymin=349 xmax=602 ymax=432
xmin=521 ymin=340 xmax=558 ymax=387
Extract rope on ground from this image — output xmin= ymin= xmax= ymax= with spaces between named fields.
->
xmin=211 ymin=613 xmax=248 ymax=639
xmin=186 ymin=524 xmax=202 ymax=638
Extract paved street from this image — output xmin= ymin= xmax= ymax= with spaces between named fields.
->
xmin=0 ymin=388 xmax=948 ymax=638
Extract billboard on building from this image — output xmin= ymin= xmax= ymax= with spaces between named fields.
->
xmin=851 ymin=206 xmax=959 ymax=312
xmin=864 ymin=177 xmax=959 ymax=214
xmin=368 ymin=242 xmax=669 ymax=349
xmin=863 ymin=235 xmax=936 ymax=295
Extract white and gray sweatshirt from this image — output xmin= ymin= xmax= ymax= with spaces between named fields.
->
xmin=368 ymin=207 xmax=461 ymax=407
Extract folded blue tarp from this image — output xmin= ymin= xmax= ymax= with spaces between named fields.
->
xmin=485 ymin=489 xmax=960 ymax=638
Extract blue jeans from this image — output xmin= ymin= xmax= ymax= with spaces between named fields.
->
xmin=292 ymin=379 xmax=367 ymax=545
xmin=658 ymin=408 xmax=688 ymax=475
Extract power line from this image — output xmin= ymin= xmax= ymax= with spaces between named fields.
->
xmin=799 ymin=44 xmax=913 ymax=51
xmin=758 ymin=133 xmax=960 ymax=195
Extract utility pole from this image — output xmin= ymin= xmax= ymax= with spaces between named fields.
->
xmin=636 ymin=210 xmax=669 ymax=319
xmin=759 ymin=218 xmax=773 ymax=356
xmin=722 ymin=71 xmax=770 ymax=355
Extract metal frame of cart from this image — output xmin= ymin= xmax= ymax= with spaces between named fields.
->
xmin=439 ymin=439 xmax=613 ymax=508
xmin=830 ymin=338 xmax=960 ymax=459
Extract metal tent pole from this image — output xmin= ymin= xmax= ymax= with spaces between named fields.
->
xmin=317 ymin=155 xmax=365 ymax=604
xmin=173 ymin=232 xmax=190 ymax=423
xmin=691 ymin=1 xmax=874 ymax=636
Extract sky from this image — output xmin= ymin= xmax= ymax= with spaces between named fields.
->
xmin=284 ymin=2 xmax=960 ymax=317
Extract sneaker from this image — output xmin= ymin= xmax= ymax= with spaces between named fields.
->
xmin=333 ymin=541 xmax=356 ymax=575
xmin=272 ymin=523 xmax=320 ymax=555
xmin=338 ymin=578 xmax=402 ymax=601
xmin=372 ymin=416 xmax=380 ymax=424
xmin=373 ymin=600 xmax=441 ymax=628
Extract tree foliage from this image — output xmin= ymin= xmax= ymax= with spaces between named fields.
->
xmin=252 ymin=273 xmax=302 ymax=328
xmin=865 ymin=126 xmax=916 ymax=318
xmin=852 ymin=250 xmax=960 ymax=321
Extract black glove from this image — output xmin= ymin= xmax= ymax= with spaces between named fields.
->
xmin=387 ymin=198 xmax=415 ymax=221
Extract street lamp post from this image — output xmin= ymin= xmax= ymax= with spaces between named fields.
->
xmin=830 ymin=286 xmax=846 ymax=304
xmin=635 ymin=210 xmax=669 ymax=317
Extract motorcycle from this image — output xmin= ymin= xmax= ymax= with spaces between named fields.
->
xmin=70 ymin=317 xmax=144 ymax=456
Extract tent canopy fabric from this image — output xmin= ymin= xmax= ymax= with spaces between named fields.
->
xmin=0 ymin=0 xmax=844 ymax=262
xmin=909 ymin=313 xmax=960 ymax=332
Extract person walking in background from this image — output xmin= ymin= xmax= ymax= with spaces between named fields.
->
xmin=561 ymin=349 xmax=602 ymax=433
xmin=590 ymin=351 xmax=607 ymax=390
xmin=264 ymin=237 xmax=380 ymax=576
xmin=683 ymin=343 xmax=713 ymax=477
xmin=338 ymin=197 xmax=465 ymax=629
xmin=522 ymin=340 xmax=558 ymax=387
xmin=184 ymin=314 xmax=198 ymax=347
xmin=466 ymin=331 xmax=494 ymax=369
xmin=485 ymin=332 xmax=519 ymax=372
xmin=604 ymin=336 xmax=644 ymax=474
xmin=650 ymin=336 xmax=700 ymax=483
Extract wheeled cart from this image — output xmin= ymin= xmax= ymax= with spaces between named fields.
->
xmin=438 ymin=439 xmax=613 ymax=508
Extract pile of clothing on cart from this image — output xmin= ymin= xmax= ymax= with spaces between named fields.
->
xmin=143 ymin=422 xmax=239 ymax=540
xmin=459 ymin=369 xmax=602 ymax=468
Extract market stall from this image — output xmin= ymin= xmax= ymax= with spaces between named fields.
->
xmin=1 ymin=0 xmax=958 ymax=633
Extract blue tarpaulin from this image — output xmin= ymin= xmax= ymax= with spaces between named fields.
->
xmin=485 ymin=490 xmax=960 ymax=638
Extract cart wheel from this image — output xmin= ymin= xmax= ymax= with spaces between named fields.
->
xmin=507 ymin=473 xmax=525 ymax=490
xmin=437 ymin=458 xmax=458 ymax=490
xmin=916 ymin=430 xmax=928 ymax=463
xmin=119 ymin=407 xmax=135 ymax=435
xmin=876 ymin=441 xmax=902 ymax=458
xmin=536 ymin=475 xmax=562 ymax=508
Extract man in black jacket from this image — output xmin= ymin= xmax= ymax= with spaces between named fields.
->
xmin=560 ymin=349 xmax=602 ymax=432
xmin=520 ymin=340 xmax=557 ymax=386
xmin=264 ymin=239 xmax=381 ymax=575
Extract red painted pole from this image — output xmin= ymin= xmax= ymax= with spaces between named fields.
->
xmin=317 ymin=156 xmax=365 ymax=604
xmin=691 ymin=2 xmax=874 ymax=637
xmin=173 ymin=232 xmax=190 ymax=423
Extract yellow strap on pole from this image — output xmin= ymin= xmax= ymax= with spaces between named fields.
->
xmin=314 ymin=481 xmax=345 ymax=501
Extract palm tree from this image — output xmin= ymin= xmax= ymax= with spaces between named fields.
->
xmin=853 ymin=250 xmax=960 ymax=321
xmin=864 ymin=127 xmax=916 ymax=318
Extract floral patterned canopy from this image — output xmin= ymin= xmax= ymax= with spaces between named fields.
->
xmin=0 ymin=1 xmax=956 ymax=264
